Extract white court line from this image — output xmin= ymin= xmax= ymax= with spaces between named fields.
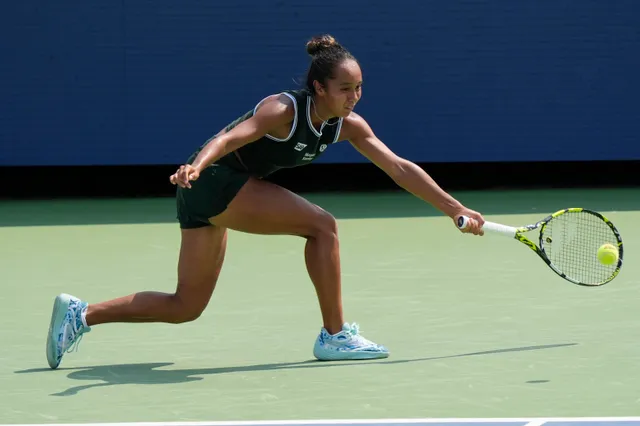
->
xmin=4 ymin=417 xmax=640 ymax=426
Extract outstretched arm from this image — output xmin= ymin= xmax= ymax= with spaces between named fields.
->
xmin=343 ymin=113 xmax=484 ymax=235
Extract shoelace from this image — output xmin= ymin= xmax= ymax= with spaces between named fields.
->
xmin=343 ymin=323 xmax=377 ymax=347
xmin=59 ymin=303 xmax=85 ymax=355
xmin=345 ymin=322 xmax=360 ymax=335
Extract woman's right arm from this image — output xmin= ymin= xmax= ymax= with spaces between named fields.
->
xmin=170 ymin=94 xmax=294 ymax=188
xmin=191 ymin=94 xmax=294 ymax=171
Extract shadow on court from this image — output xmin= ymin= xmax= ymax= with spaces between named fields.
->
xmin=1 ymin=188 xmax=639 ymax=227
xmin=15 ymin=343 xmax=576 ymax=397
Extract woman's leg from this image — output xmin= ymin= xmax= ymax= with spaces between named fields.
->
xmin=211 ymin=177 xmax=343 ymax=334
xmin=85 ymin=225 xmax=228 ymax=325
xmin=46 ymin=175 xmax=388 ymax=370
xmin=45 ymin=225 xmax=227 ymax=369
xmin=210 ymin=177 xmax=388 ymax=361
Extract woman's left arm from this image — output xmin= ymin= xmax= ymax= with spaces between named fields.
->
xmin=343 ymin=113 xmax=485 ymax=234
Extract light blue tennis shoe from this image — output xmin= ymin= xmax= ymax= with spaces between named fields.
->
xmin=313 ymin=322 xmax=389 ymax=361
xmin=46 ymin=293 xmax=91 ymax=369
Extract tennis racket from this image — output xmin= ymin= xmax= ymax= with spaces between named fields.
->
xmin=457 ymin=208 xmax=623 ymax=286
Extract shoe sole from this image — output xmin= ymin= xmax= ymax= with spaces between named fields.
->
xmin=314 ymin=347 xmax=390 ymax=361
xmin=46 ymin=293 xmax=72 ymax=369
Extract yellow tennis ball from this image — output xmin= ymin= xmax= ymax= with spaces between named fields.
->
xmin=597 ymin=243 xmax=619 ymax=266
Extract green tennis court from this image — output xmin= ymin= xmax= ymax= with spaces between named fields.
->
xmin=1 ymin=188 xmax=638 ymax=424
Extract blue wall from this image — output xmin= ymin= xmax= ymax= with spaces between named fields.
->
xmin=2 ymin=0 xmax=639 ymax=166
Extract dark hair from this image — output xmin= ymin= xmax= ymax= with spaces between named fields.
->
xmin=305 ymin=35 xmax=357 ymax=93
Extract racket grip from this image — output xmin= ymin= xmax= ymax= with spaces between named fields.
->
xmin=457 ymin=215 xmax=518 ymax=237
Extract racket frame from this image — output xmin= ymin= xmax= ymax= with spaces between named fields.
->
xmin=458 ymin=208 xmax=624 ymax=286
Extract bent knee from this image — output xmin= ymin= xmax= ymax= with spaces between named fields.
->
xmin=169 ymin=293 xmax=208 ymax=324
xmin=170 ymin=309 xmax=203 ymax=324
xmin=307 ymin=208 xmax=338 ymax=240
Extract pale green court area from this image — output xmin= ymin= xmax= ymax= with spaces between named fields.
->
xmin=0 ymin=188 xmax=638 ymax=424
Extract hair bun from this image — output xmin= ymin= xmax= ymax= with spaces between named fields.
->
xmin=306 ymin=34 xmax=340 ymax=56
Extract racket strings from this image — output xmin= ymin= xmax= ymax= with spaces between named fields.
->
xmin=542 ymin=211 xmax=618 ymax=285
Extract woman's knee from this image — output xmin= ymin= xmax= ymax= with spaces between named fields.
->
xmin=168 ymin=292 xmax=208 ymax=324
xmin=172 ymin=226 xmax=226 ymax=324
xmin=308 ymin=207 xmax=339 ymax=240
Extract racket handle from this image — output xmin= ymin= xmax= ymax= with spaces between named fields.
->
xmin=457 ymin=216 xmax=518 ymax=237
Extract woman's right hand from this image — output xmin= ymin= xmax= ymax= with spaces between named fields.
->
xmin=169 ymin=164 xmax=200 ymax=189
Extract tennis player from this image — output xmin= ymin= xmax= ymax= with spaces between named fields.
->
xmin=46 ymin=34 xmax=485 ymax=369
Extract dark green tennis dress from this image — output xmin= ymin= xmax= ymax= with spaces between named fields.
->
xmin=176 ymin=89 xmax=344 ymax=229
